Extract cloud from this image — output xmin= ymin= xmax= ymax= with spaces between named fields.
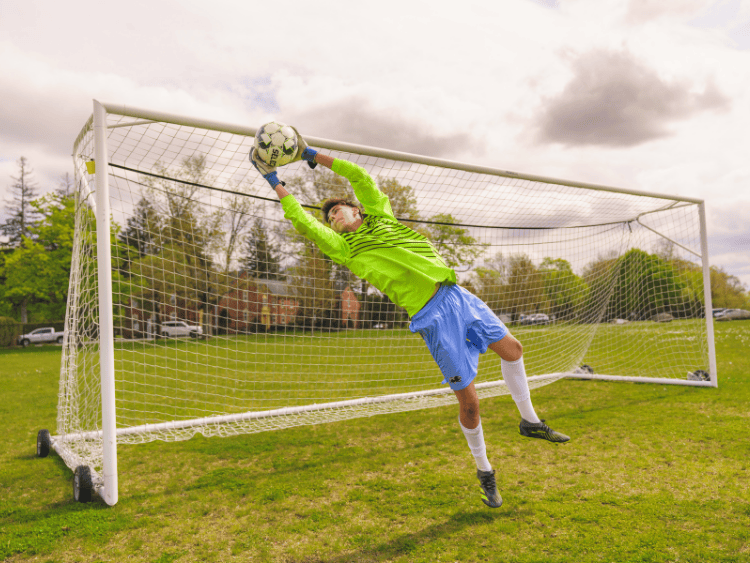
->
xmin=624 ymin=0 xmax=708 ymax=24
xmin=527 ymin=0 xmax=560 ymax=9
xmin=706 ymin=199 xmax=750 ymax=287
xmin=285 ymin=96 xmax=484 ymax=159
xmin=534 ymin=49 xmax=731 ymax=147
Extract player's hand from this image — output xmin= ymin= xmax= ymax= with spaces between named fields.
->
xmin=290 ymin=127 xmax=318 ymax=169
xmin=250 ymin=147 xmax=285 ymax=189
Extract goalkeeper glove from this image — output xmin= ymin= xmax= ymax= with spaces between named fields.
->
xmin=290 ymin=127 xmax=318 ymax=169
xmin=249 ymin=147 xmax=284 ymax=189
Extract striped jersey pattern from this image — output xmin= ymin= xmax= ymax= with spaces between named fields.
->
xmin=341 ymin=216 xmax=447 ymax=266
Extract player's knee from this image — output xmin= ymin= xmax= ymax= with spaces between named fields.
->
xmin=460 ymin=401 xmax=480 ymax=425
xmin=491 ymin=335 xmax=523 ymax=361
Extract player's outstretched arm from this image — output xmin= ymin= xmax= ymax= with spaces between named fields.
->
xmin=289 ymin=128 xmax=335 ymax=171
xmin=312 ymin=153 xmax=335 ymax=169
xmin=303 ymin=147 xmax=393 ymax=219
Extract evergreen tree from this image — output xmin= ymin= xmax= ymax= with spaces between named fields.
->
xmin=242 ymin=217 xmax=282 ymax=280
xmin=57 ymin=173 xmax=74 ymax=198
xmin=118 ymin=197 xmax=162 ymax=258
xmin=1 ymin=157 xmax=41 ymax=247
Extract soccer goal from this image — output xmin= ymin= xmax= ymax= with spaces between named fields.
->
xmin=40 ymin=100 xmax=717 ymax=505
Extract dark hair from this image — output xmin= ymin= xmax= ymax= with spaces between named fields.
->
xmin=321 ymin=198 xmax=362 ymax=224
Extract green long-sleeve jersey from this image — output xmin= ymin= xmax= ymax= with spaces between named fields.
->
xmin=281 ymin=159 xmax=457 ymax=317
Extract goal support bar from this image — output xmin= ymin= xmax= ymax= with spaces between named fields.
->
xmin=563 ymin=373 xmax=716 ymax=386
xmin=50 ymin=366 xmax=713 ymax=448
xmin=699 ymin=202 xmax=718 ymax=387
xmin=52 ymin=375 xmax=560 ymax=442
xmin=93 ymin=100 xmax=118 ymax=506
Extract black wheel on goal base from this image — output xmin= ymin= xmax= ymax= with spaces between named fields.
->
xmin=74 ymin=465 xmax=93 ymax=503
xmin=37 ymin=429 xmax=51 ymax=458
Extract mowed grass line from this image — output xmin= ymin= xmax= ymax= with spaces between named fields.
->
xmin=0 ymin=322 xmax=747 ymax=562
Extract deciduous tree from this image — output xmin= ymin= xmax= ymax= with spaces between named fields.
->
xmin=1 ymin=193 xmax=75 ymax=322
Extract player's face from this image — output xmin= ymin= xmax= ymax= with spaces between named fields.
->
xmin=328 ymin=205 xmax=361 ymax=233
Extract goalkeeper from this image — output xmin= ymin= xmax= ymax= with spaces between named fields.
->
xmin=250 ymin=131 xmax=570 ymax=509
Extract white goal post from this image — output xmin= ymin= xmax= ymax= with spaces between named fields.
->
xmin=47 ymin=100 xmax=716 ymax=505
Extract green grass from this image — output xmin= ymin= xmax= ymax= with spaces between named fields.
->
xmin=1 ymin=322 xmax=749 ymax=562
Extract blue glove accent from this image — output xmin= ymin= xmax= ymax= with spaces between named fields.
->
xmin=264 ymin=171 xmax=284 ymax=188
xmin=250 ymin=147 xmax=285 ymax=189
xmin=301 ymin=147 xmax=318 ymax=168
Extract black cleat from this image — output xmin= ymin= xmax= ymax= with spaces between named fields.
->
xmin=476 ymin=469 xmax=503 ymax=508
xmin=519 ymin=419 xmax=570 ymax=443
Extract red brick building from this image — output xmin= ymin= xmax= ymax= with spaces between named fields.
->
xmin=119 ymin=274 xmax=361 ymax=338
xmin=216 ymin=275 xmax=299 ymax=334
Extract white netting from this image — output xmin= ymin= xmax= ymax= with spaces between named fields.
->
xmin=58 ymin=107 xmax=711 ymax=479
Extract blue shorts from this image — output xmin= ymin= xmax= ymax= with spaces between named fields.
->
xmin=409 ymin=284 xmax=509 ymax=391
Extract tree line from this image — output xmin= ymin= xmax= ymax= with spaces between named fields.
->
xmin=1 ymin=155 xmax=748 ymax=333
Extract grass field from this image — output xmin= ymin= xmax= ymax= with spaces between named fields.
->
xmin=1 ymin=321 xmax=748 ymax=562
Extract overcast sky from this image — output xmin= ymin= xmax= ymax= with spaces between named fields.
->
xmin=1 ymin=0 xmax=749 ymax=286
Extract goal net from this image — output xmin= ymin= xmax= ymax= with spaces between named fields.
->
xmin=57 ymin=101 xmax=716 ymax=503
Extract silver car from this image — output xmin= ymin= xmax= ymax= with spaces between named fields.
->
xmin=18 ymin=327 xmax=65 ymax=347
xmin=160 ymin=321 xmax=203 ymax=338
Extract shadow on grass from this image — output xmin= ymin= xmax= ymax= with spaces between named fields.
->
xmin=307 ymin=509 xmax=504 ymax=563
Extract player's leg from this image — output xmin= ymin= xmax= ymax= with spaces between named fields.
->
xmin=454 ymin=381 xmax=491 ymax=470
xmin=454 ymin=383 xmax=502 ymax=508
xmin=489 ymin=335 xmax=570 ymax=443
xmin=488 ymin=335 xmax=539 ymax=423
xmin=409 ymin=284 xmax=502 ymax=507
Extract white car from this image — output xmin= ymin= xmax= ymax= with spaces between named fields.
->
xmin=18 ymin=327 xmax=65 ymax=347
xmin=520 ymin=313 xmax=550 ymax=326
xmin=160 ymin=321 xmax=203 ymax=338
xmin=715 ymin=309 xmax=750 ymax=322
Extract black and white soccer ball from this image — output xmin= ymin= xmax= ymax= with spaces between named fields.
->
xmin=254 ymin=121 xmax=298 ymax=167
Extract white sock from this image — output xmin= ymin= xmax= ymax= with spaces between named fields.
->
xmin=459 ymin=417 xmax=492 ymax=472
xmin=501 ymin=357 xmax=541 ymax=423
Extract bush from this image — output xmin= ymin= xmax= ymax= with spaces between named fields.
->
xmin=0 ymin=317 xmax=21 ymax=347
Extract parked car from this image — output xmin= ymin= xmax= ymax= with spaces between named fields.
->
xmin=627 ymin=311 xmax=649 ymax=321
xmin=160 ymin=321 xmax=203 ymax=338
xmin=519 ymin=313 xmax=550 ymax=326
xmin=651 ymin=312 xmax=674 ymax=323
xmin=18 ymin=327 xmax=65 ymax=347
xmin=712 ymin=308 xmax=728 ymax=318
xmin=715 ymin=309 xmax=750 ymax=322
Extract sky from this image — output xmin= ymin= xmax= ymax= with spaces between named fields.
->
xmin=1 ymin=0 xmax=749 ymax=286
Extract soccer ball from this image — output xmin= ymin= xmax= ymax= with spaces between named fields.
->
xmin=254 ymin=122 xmax=298 ymax=167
